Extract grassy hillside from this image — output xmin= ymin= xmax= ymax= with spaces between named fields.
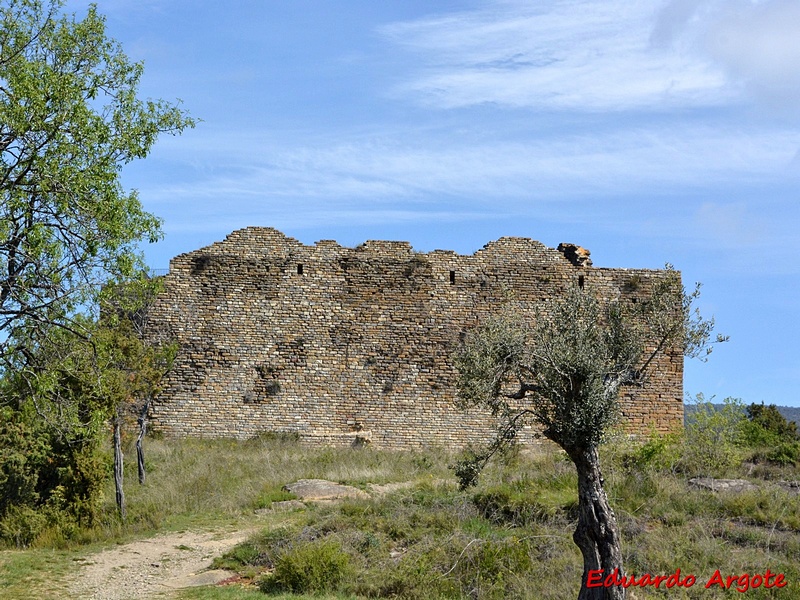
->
xmin=2 ymin=428 xmax=799 ymax=599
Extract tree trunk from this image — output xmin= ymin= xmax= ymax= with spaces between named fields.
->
xmin=136 ymin=399 xmax=149 ymax=485
xmin=567 ymin=445 xmax=625 ymax=600
xmin=113 ymin=416 xmax=126 ymax=521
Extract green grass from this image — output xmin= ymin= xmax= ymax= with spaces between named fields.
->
xmin=0 ymin=547 xmax=83 ymax=600
xmin=177 ymin=588 xmax=357 ymax=600
xmin=2 ymin=434 xmax=800 ymax=599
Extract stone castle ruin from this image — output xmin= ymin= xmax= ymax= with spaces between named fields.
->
xmin=145 ymin=227 xmax=683 ymax=448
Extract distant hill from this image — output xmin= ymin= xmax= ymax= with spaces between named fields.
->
xmin=683 ymin=402 xmax=800 ymax=434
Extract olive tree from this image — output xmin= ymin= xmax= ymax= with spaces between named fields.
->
xmin=453 ymin=270 xmax=724 ymax=600
xmin=0 ymin=0 xmax=194 ymax=370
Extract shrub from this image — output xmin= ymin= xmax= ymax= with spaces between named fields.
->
xmin=0 ymin=408 xmax=50 ymax=515
xmin=746 ymin=402 xmax=799 ymax=442
xmin=680 ymin=396 xmax=745 ymax=477
xmin=0 ymin=406 xmax=107 ymax=547
xmin=258 ymin=538 xmax=352 ymax=594
xmin=620 ymin=430 xmax=682 ymax=473
xmin=764 ymin=441 xmax=800 ymax=466
xmin=473 ymin=484 xmax=569 ymax=527
xmin=0 ymin=505 xmax=47 ymax=548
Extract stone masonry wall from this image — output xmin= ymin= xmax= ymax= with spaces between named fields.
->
xmin=145 ymin=227 xmax=683 ymax=449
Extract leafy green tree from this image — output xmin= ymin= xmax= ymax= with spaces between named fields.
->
xmin=0 ymin=0 xmax=194 ymax=369
xmin=0 ymin=0 xmax=191 ymax=537
xmin=453 ymin=270 xmax=723 ymax=600
xmin=745 ymin=402 xmax=799 ymax=442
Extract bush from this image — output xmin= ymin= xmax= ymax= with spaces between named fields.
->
xmin=473 ymin=483 xmax=573 ymax=527
xmin=258 ymin=538 xmax=352 ymax=594
xmin=0 ymin=408 xmax=50 ymax=515
xmin=763 ymin=441 xmax=800 ymax=467
xmin=620 ymin=430 xmax=682 ymax=473
xmin=680 ymin=396 xmax=745 ymax=477
xmin=746 ymin=402 xmax=799 ymax=442
xmin=0 ymin=405 xmax=107 ymax=547
xmin=0 ymin=505 xmax=47 ymax=548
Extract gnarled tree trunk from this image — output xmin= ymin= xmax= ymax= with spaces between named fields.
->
xmin=136 ymin=399 xmax=150 ymax=485
xmin=113 ymin=415 xmax=126 ymax=521
xmin=567 ymin=445 xmax=625 ymax=600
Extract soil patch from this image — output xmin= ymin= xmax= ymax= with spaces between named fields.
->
xmin=66 ymin=528 xmax=256 ymax=600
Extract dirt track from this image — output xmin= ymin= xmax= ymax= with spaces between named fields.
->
xmin=67 ymin=528 xmax=255 ymax=599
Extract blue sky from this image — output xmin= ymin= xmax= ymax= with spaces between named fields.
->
xmin=71 ymin=0 xmax=799 ymax=406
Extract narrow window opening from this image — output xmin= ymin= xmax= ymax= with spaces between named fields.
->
xmin=578 ymin=275 xmax=585 ymax=289
xmin=449 ymin=270 xmax=456 ymax=285
xmin=297 ymin=264 xmax=304 ymax=275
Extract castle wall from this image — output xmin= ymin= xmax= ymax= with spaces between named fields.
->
xmin=145 ymin=227 xmax=683 ymax=448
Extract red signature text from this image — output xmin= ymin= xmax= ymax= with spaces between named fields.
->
xmin=586 ymin=568 xmax=787 ymax=592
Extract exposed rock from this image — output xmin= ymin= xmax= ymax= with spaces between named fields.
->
xmin=163 ymin=569 xmax=238 ymax=589
xmin=688 ymin=477 xmax=759 ymax=493
xmin=254 ymin=499 xmax=306 ymax=515
xmin=776 ymin=480 xmax=800 ymax=495
xmin=283 ymin=479 xmax=368 ymax=500
xmin=557 ymin=243 xmax=592 ymax=267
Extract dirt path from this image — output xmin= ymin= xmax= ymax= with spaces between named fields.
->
xmin=64 ymin=479 xmax=438 ymax=599
xmin=67 ymin=528 xmax=256 ymax=600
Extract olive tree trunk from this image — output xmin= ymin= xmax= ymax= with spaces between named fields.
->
xmin=567 ymin=445 xmax=625 ymax=600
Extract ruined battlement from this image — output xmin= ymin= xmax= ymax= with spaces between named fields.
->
xmin=145 ymin=227 xmax=683 ymax=448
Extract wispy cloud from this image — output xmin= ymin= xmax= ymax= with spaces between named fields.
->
xmin=379 ymin=0 xmax=800 ymax=116
xmin=118 ymin=0 xmax=798 ymax=271
xmin=380 ymin=0 xmax=727 ymax=110
xmin=145 ymin=123 xmax=798 ymax=207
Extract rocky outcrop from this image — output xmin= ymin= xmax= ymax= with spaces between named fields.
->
xmin=283 ymin=479 xmax=369 ymax=500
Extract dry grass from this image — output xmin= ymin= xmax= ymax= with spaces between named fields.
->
xmin=2 ymin=434 xmax=800 ymax=599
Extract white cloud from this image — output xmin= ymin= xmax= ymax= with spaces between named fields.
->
xmin=379 ymin=0 xmax=800 ymax=117
xmin=380 ymin=0 xmax=728 ymax=110
xmin=143 ymin=122 xmax=798 ymax=209
xmin=704 ymin=0 xmax=800 ymax=114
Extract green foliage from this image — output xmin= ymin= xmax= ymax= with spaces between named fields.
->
xmin=452 ymin=276 xmax=724 ymax=598
xmin=759 ymin=441 xmax=800 ymax=467
xmin=620 ymin=429 xmax=683 ymax=473
xmin=680 ymin=396 xmax=746 ymax=477
xmin=0 ymin=406 xmax=50 ymax=514
xmin=452 ymin=271 xmax=721 ymax=486
xmin=746 ymin=402 xmax=799 ymax=442
xmin=472 ymin=484 xmax=573 ymax=527
xmin=0 ymin=0 xmax=194 ymax=367
xmin=0 ymin=385 xmax=108 ymax=546
xmin=258 ymin=539 xmax=353 ymax=595
xmin=0 ymin=302 xmax=174 ymax=543
xmin=253 ymin=487 xmax=298 ymax=510
xmin=0 ymin=0 xmax=191 ymax=536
